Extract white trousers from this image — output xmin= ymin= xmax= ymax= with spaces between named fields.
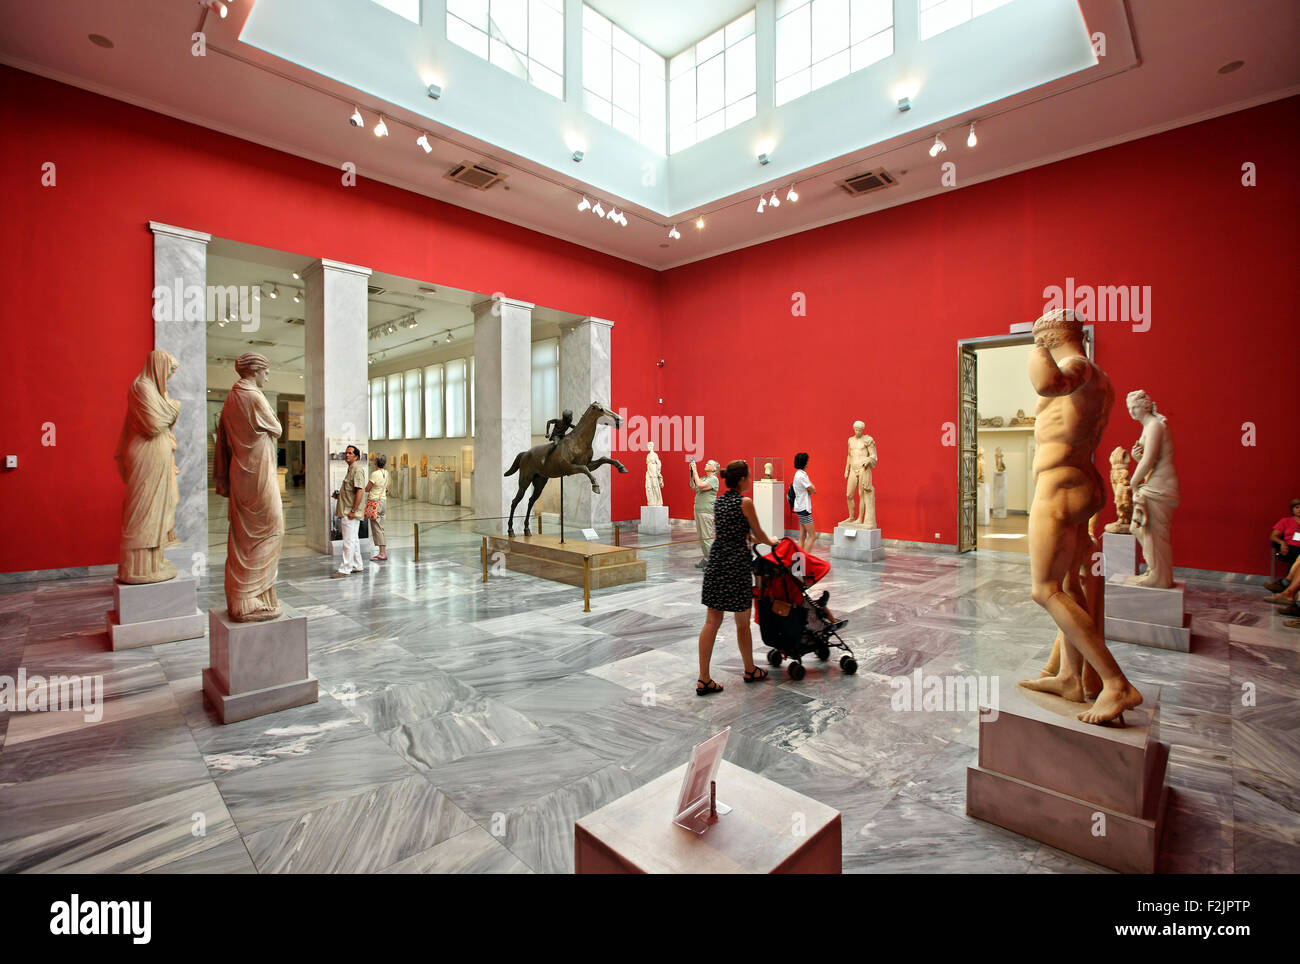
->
xmin=338 ymin=516 xmax=362 ymax=573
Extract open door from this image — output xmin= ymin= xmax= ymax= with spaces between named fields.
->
xmin=958 ymin=345 xmax=977 ymax=553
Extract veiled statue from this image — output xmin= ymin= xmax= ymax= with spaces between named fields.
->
xmin=114 ymin=350 xmax=182 ymax=584
xmin=1126 ymin=390 xmax=1179 ymax=588
xmin=645 ymin=444 xmax=664 ymax=506
xmin=214 ymin=353 xmax=284 ymax=621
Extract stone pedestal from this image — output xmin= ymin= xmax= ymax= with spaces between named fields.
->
xmin=752 ymin=480 xmax=784 ymax=543
xmin=430 ymin=471 xmax=456 ymax=506
xmin=106 ymin=577 xmax=205 ymax=650
xmin=1102 ymin=532 xmax=1140 ymax=578
xmin=991 ymin=472 xmax=1007 ymax=519
xmin=829 ymin=525 xmax=883 ymax=563
xmin=966 ymin=665 xmax=1168 ymax=874
xmin=640 ymin=505 xmax=670 ymax=535
xmin=976 ymin=482 xmax=990 ymax=526
xmin=1104 ymin=576 xmax=1190 ymax=652
xmin=202 ymin=608 xmax=318 ymax=724
xmin=416 ymin=475 xmax=429 ymax=502
xmin=461 ymin=477 xmax=473 ymax=509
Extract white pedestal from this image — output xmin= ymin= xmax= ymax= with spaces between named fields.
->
xmin=202 ymin=608 xmax=319 ymax=724
xmin=106 ymin=576 xmax=205 ymax=650
xmin=752 ymin=479 xmax=784 ymax=543
xmin=976 ymin=482 xmax=990 ymax=526
xmin=400 ymin=466 xmax=413 ymax=500
xmin=416 ymin=475 xmax=429 ymax=502
xmin=430 ymin=471 xmax=456 ymax=506
xmin=991 ymin=473 xmax=1007 ymax=519
xmin=1104 ymin=576 xmax=1190 ymax=652
xmin=1102 ymin=532 xmax=1140 ymax=578
xmin=460 ymin=477 xmax=472 ymax=509
xmin=640 ymin=505 xmax=670 ymax=535
xmin=829 ymin=525 xmax=883 ymax=563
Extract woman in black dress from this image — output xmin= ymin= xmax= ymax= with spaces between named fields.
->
xmin=697 ymin=459 xmax=779 ymax=694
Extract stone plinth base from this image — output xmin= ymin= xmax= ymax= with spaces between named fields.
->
xmin=460 ymin=477 xmax=472 ymax=508
xmin=1102 ymin=532 xmax=1140 ymax=578
xmin=106 ymin=576 xmax=204 ymax=650
xmin=991 ymin=472 xmax=1007 ymax=519
xmin=829 ymin=525 xmax=883 ymax=563
xmin=488 ymin=534 xmax=646 ymax=589
xmin=202 ymin=608 xmax=318 ymax=724
xmin=976 ymin=482 xmax=990 ymax=526
xmin=640 ymin=505 xmax=670 ymax=535
xmin=1104 ymin=576 xmax=1190 ymax=652
xmin=966 ymin=664 xmax=1168 ymax=873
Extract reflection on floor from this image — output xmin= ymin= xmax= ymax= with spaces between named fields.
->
xmin=1 ymin=512 xmax=1296 ymax=874
xmin=977 ymin=513 xmax=1029 ymax=554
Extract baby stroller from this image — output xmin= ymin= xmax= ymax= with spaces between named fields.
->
xmin=752 ymin=537 xmax=857 ymax=680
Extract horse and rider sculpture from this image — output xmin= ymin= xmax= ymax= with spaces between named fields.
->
xmin=504 ymin=401 xmax=626 ymax=537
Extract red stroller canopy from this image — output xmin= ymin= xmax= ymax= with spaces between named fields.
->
xmin=768 ymin=537 xmax=830 ymax=586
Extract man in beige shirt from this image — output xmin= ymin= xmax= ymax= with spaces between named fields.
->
xmin=331 ymin=445 xmax=367 ymax=577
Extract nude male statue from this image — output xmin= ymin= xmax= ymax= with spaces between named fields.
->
xmin=842 ymin=420 xmax=877 ymax=527
xmin=1018 ymin=310 xmax=1143 ymax=725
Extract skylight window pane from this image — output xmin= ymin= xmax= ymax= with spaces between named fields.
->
xmin=613 ymin=106 xmax=638 ymax=139
xmin=775 ymin=2 xmax=811 ymax=80
xmin=530 ymin=0 xmax=564 ymax=73
xmin=640 ymin=118 xmax=664 ymax=153
xmin=670 ymin=124 xmax=696 ymax=153
xmin=775 ymin=68 xmax=810 ymax=106
xmin=641 ymin=70 xmax=665 ymax=124
xmin=725 ymin=9 xmax=755 ymax=44
xmin=581 ymin=4 xmax=666 ymax=151
xmin=669 ymin=48 xmax=694 ymax=79
xmin=584 ymin=34 xmax=612 ymax=99
xmin=696 ymin=28 xmax=725 ymax=63
xmin=695 ymin=53 xmax=724 ymax=117
xmin=725 ymin=93 xmax=756 ymax=128
xmin=448 ymin=0 xmax=488 ymax=31
xmin=920 ymin=0 xmax=973 ymax=40
xmin=582 ymin=4 xmax=609 ymax=38
xmin=811 ymin=47 xmax=849 ymax=89
xmin=583 ymin=89 xmax=612 ymax=124
xmin=529 ymin=60 xmax=564 ymax=98
xmin=850 ymin=0 xmax=892 ymax=41
xmin=371 ymin=0 xmax=420 ymax=23
xmin=696 ymin=110 xmax=725 ymax=142
xmin=611 ymin=24 xmax=640 ymax=59
xmin=641 ymin=45 xmax=665 ymax=77
xmin=973 ymin=0 xmax=1013 ymax=15
xmin=493 ymin=0 xmax=529 ymax=52
xmin=490 ymin=37 xmax=528 ymax=80
xmin=612 ymin=49 xmax=639 ymax=113
xmin=725 ymin=34 xmax=755 ymax=105
xmin=850 ymin=28 xmax=891 ymax=70
xmin=670 ymin=67 xmax=695 ymax=123
xmin=776 ymin=0 xmax=809 ymax=16
xmin=811 ymin=0 xmax=848 ymax=63
xmin=447 ymin=16 xmax=489 ymax=58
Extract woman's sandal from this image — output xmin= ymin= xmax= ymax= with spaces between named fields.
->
xmin=743 ymin=667 xmax=769 ymax=683
xmin=696 ymin=678 xmax=723 ymax=696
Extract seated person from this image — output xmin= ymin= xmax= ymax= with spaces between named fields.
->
xmin=1268 ymin=499 xmax=1300 ymax=582
xmin=804 ymin=589 xmax=848 ymax=634
xmin=1265 ymin=554 xmax=1300 ymax=617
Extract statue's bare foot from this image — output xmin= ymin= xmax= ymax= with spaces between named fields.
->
xmin=1083 ymin=662 xmax=1102 ymax=701
xmin=591 ymin=483 xmax=601 ymax=494
xmin=1077 ymin=679 xmax=1143 ymax=725
xmin=1019 ymin=672 xmax=1085 ymax=702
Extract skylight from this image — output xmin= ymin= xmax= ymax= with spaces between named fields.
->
xmin=368 ymin=0 xmax=419 ymax=23
xmin=669 ymin=10 xmax=757 ymax=155
xmin=920 ymin=0 xmax=1015 ymax=42
xmin=582 ymin=5 xmax=666 ymax=153
xmin=775 ymin=0 xmax=893 ymax=107
xmin=447 ymin=0 xmax=565 ymax=99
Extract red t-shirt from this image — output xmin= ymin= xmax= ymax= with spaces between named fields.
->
xmin=1274 ymin=516 xmax=1300 ymax=544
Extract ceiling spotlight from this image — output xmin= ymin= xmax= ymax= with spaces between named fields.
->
xmin=577 ymin=196 xmax=591 ymax=212
xmin=606 ymin=206 xmax=618 ymax=221
xmin=572 ymin=150 xmax=584 ymax=163
xmin=445 ymin=330 xmax=453 ymax=343
xmin=618 ymin=213 xmax=628 ymax=226
xmin=696 ymin=216 xmax=705 ymax=230
xmin=269 ymin=286 xmax=279 ymax=299
xmin=967 ymin=122 xmax=977 ymax=148
xmin=349 ymin=106 xmax=364 ymax=128
xmin=291 ymin=271 xmax=300 ymax=280
xmin=756 ymin=196 xmax=766 ymax=213
xmin=374 ymin=116 xmax=389 ymax=137
xmin=897 ymin=96 xmax=911 ymax=112
xmin=217 ymin=317 xmax=228 ymax=328
xmin=757 ymin=152 xmax=770 ymax=166
xmin=386 ymin=323 xmax=396 ymax=334
xmin=416 ymin=133 xmax=432 ymax=153
xmin=292 ymin=291 xmax=301 ymax=304
xmin=427 ymin=83 xmax=443 ymax=100
xmin=592 ymin=200 xmax=605 ymax=217
xmin=368 ymin=355 xmax=376 ymax=365
xmin=786 ymin=184 xmax=799 ymax=202
xmin=205 ymin=0 xmax=228 ymax=18
xmin=668 ymin=225 xmax=681 ymax=240
xmin=929 ymin=133 xmax=947 ymax=157
xmin=769 ymin=191 xmax=780 ymax=208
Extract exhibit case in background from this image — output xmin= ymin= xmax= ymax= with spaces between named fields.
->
xmin=753 ymin=456 xmax=785 ymax=545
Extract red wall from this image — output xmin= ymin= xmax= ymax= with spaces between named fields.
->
xmin=0 ymin=66 xmax=661 ymax=574
xmin=659 ymin=98 xmax=1300 ymax=575
xmin=2 ymin=63 xmax=1296 ymax=576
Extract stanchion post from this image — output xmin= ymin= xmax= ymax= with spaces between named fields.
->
xmin=481 ymin=536 xmax=488 ymax=583
xmin=613 ymin=524 xmax=620 ymax=547
xmin=537 ymin=508 xmax=542 ymax=535
xmin=583 ymin=555 xmax=591 ymax=613
xmin=414 ymin=523 xmax=420 ymax=563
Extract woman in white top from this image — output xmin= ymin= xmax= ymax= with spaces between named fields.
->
xmin=792 ymin=452 xmax=816 ymax=553
xmin=366 ymin=453 xmax=390 ymax=562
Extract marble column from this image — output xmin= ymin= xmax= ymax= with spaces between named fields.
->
xmin=303 ymin=259 xmax=371 ymax=553
xmin=150 ymin=221 xmax=210 ymax=578
xmin=473 ymin=297 xmax=532 ymax=535
xmin=560 ymin=317 xmax=613 ymax=528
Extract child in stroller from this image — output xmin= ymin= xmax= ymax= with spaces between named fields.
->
xmin=752 ymin=537 xmax=857 ymax=680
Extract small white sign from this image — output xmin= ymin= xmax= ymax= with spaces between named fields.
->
xmin=582 ymin=528 xmax=599 ymax=541
xmin=844 ymin=528 xmax=858 ymax=539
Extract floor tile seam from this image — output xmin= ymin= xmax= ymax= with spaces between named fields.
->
xmin=415 ymin=771 xmax=546 ymax=873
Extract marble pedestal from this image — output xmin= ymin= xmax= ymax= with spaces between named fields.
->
xmin=966 ymin=665 xmax=1168 ymax=874
xmin=829 ymin=525 xmax=883 ymax=563
xmin=1102 ymin=532 xmax=1140 ymax=578
xmin=991 ymin=473 xmax=1007 ymax=519
xmin=640 ymin=505 xmax=670 ymax=535
xmin=430 ymin=471 xmax=456 ymax=506
xmin=752 ymin=480 xmax=784 ymax=543
xmin=202 ymin=608 xmax=318 ymax=724
xmin=106 ymin=576 xmax=205 ymax=650
xmin=416 ymin=475 xmax=429 ymax=502
xmin=976 ymin=482 xmax=990 ymax=526
xmin=277 ymin=467 xmax=290 ymax=502
xmin=1104 ymin=576 xmax=1190 ymax=652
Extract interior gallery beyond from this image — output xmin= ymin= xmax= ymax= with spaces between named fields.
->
xmin=0 ymin=0 xmax=1297 ymax=896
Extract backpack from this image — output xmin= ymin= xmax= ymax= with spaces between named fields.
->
xmin=787 ymin=483 xmax=796 ymax=510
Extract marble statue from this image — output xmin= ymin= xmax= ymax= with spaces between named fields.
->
xmin=1018 ymin=310 xmax=1142 ymax=726
xmin=763 ymin=462 xmax=774 ymax=480
xmin=1103 ymin=446 xmax=1134 ymax=534
xmin=114 ymin=350 xmax=182 ymax=584
xmin=842 ymin=421 xmax=877 ymax=527
xmin=1008 ymin=408 xmax=1036 ymax=427
xmin=420 ymin=454 xmax=428 ymax=477
xmin=645 ymin=442 xmax=664 ymax=507
xmin=401 ymin=453 xmax=408 ymax=467
xmin=994 ymin=447 xmax=1006 ymax=473
xmin=214 ymin=353 xmax=284 ymax=622
xmin=1125 ymin=390 xmax=1179 ymax=588
xmin=977 ymin=447 xmax=986 ymax=483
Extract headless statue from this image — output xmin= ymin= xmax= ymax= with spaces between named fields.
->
xmin=644 ymin=442 xmax=664 ymax=507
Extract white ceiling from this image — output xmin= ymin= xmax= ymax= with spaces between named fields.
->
xmin=586 ymin=0 xmax=758 ymax=58
xmin=0 ymin=1 xmax=1296 ymax=271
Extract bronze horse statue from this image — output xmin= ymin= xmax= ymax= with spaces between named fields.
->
xmin=505 ymin=401 xmax=626 ymax=536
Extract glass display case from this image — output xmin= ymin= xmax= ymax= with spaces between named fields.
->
xmin=753 ymin=456 xmax=784 ymax=484
xmin=751 ymin=455 xmax=786 ymax=546
xmin=427 ymin=454 xmax=458 ymax=506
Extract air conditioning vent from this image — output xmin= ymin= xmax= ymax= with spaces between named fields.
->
xmin=444 ymin=161 xmax=506 ymax=190
xmin=836 ymin=168 xmax=897 ymax=197
xmin=246 ymin=339 xmax=277 ymax=347
xmin=284 ymin=318 xmax=305 ymax=326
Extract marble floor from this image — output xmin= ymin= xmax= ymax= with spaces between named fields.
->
xmin=1 ymin=518 xmax=1296 ymax=874
xmin=977 ymin=513 xmax=1029 ymax=554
